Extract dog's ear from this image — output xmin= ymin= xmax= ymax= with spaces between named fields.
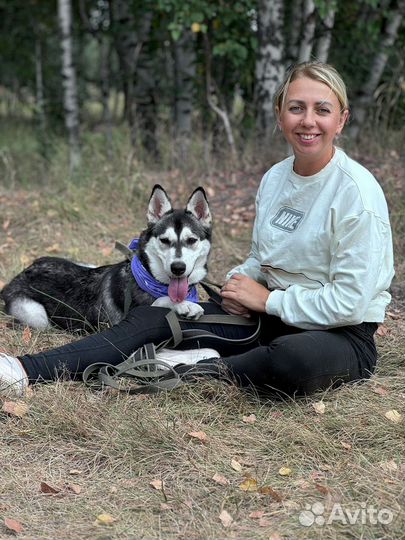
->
xmin=147 ymin=185 xmax=173 ymax=223
xmin=186 ymin=187 xmax=212 ymax=227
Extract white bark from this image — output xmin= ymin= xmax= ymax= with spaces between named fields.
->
xmin=58 ymin=0 xmax=80 ymax=170
xmin=255 ymin=0 xmax=285 ymax=139
xmin=349 ymin=3 xmax=404 ymax=139
xmin=298 ymin=0 xmax=316 ymax=62
xmin=314 ymin=1 xmax=337 ymax=63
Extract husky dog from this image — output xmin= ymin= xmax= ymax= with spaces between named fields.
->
xmin=1 ymin=185 xmax=212 ymax=332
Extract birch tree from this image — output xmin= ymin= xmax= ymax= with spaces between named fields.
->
xmin=57 ymin=0 xmax=81 ymax=170
xmin=314 ymin=0 xmax=337 ymax=62
xmin=298 ymin=0 xmax=316 ymax=62
xmin=348 ymin=0 xmax=404 ymax=139
xmin=255 ymin=0 xmax=285 ymax=140
xmin=174 ymin=30 xmax=196 ymax=159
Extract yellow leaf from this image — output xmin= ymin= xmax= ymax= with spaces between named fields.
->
xmin=188 ymin=430 xmax=208 ymax=442
xmin=149 ymin=479 xmax=163 ymax=490
xmin=95 ymin=513 xmax=116 ymax=525
xmin=312 ymin=401 xmax=326 ymax=414
xmin=385 ymin=410 xmax=402 ymax=423
xmin=20 ymin=254 xmax=30 ymax=266
xmin=278 ymin=467 xmax=292 ymax=476
xmin=191 ymin=22 xmax=201 ymax=33
xmin=212 ymin=473 xmax=229 ymax=485
xmin=230 ymin=458 xmax=242 ymax=472
xmin=242 ymin=414 xmax=257 ymax=424
xmin=2 ymin=400 xmax=29 ymax=418
xmin=219 ymin=509 xmax=233 ymax=528
xmin=239 ymin=477 xmax=258 ymax=491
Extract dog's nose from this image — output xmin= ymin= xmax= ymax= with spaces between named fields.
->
xmin=171 ymin=261 xmax=186 ymax=276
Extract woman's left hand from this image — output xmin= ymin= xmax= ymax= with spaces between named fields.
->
xmin=220 ymin=274 xmax=270 ymax=313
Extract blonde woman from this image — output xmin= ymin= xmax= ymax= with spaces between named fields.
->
xmin=1 ymin=62 xmax=394 ymax=397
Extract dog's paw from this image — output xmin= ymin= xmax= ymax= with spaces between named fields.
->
xmin=173 ymin=301 xmax=204 ymax=320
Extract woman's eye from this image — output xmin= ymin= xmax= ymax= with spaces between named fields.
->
xmin=160 ymin=238 xmax=171 ymax=246
xmin=186 ymin=237 xmax=197 ymax=246
xmin=289 ymin=106 xmax=302 ymax=113
xmin=318 ymin=108 xmax=331 ymax=114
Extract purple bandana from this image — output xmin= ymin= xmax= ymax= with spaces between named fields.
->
xmin=128 ymin=238 xmax=199 ymax=303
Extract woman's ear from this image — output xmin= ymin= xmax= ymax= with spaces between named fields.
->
xmin=337 ymin=108 xmax=350 ymax=134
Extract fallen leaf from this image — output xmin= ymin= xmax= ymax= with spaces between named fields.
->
xmin=212 ymin=473 xmax=229 ymax=486
xmin=2 ymin=219 xmax=10 ymax=231
xmin=242 ymin=414 xmax=257 ymax=424
xmin=4 ymin=517 xmax=24 ymax=534
xmin=68 ymin=469 xmax=82 ymax=475
xmin=249 ymin=510 xmax=265 ymax=519
xmin=22 ymin=326 xmax=32 ymax=345
xmin=67 ymin=483 xmax=81 ymax=494
xmin=2 ymin=401 xmax=29 ymax=418
xmin=371 ymin=385 xmax=389 ymax=396
xmin=315 ymin=483 xmax=330 ymax=495
xmin=312 ymin=401 xmax=326 ymax=415
xmin=278 ymin=467 xmax=292 ymax=476
xmin=340 ymin=441 xmax=352 ymax=450
xmin=239 ymin=477 xmax=258 ymax=491
xmin=230 ymin=458 xmax=242 ymax=472
xmin=385 ymin=410 xmax=402 ymax=423
xmin=219 ymin=509 xmax=233 ymax=528
xmin=20 ymin=254 xmax=30 ymax=266
xmin=45 ymin=243 xmax=61 ymax=253
xmin=95 ymin=513 xmax=116 ymax=525
xmin=40 ymin=481 xmax=60 ymax=494
xmin=258 ymin=485 xmax=283 ymax=502
xmin=376 ymin=324 xmax=390 ymax=337
xmin=101 ymin=245 xmax=113 ymax=257
xmin=160 ymin=503 xmax=172 ymax=511
xmin=319 ymin=464 xmax=332 ymax=471
xmin=188 ymin=430 xmax=208 ymax=443
xmin=149 ymin=479 xmax=163 ymax=490
xmin=379 ymin=460 xmax=398 ymax=474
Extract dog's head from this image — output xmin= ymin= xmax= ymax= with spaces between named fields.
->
xmin=139 ymin=185 xmax=212 ymax=302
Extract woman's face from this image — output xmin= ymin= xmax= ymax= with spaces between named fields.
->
xmin=277 ymin=76 xmax=349 ymax=175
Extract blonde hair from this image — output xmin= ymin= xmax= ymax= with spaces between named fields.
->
xmin=274 ymin=62 xmax=349 ymax=116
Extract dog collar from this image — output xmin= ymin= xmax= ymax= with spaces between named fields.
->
xmin=128 ymin=239 xmax=199 ymax=303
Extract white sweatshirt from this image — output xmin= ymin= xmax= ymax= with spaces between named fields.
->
xmin=227 ymin=148 xmax=394 ymax=330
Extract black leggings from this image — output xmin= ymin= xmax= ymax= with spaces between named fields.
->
xmin=19 ymin=303 xmax=378 ymax=396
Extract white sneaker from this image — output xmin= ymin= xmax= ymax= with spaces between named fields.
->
xmin=0 ymin=352 xmax=29 ymax=396
xmin=155 ymin=348 xmax=220 ymax=368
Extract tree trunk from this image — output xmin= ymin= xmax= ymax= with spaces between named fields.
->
xmin=298 ymin=0 xmax=316 ymax=62
xmin=100 ymin=35 xmax=113 ymax=159
xmin=255 ymin=0 xmax=285 ymax=141
xmin=174 ymin=30 xmax=196 ymax=159
xmin=35 ymin=36 xmax=46 ymax=132
xmin=348 ymin=1 xmax=404 ymax=139
xmin=314 ymin=1 xmax=337 ymax=62
xmin=287 ymin=0 xmax=303 ymax=62
xmin=57 ymin=0 xmax=81 ymax=171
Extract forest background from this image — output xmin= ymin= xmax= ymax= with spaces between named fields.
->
xmin=0 ymin=1 xmax=404 ymax=539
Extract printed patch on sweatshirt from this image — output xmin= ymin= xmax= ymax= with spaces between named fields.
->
xmin=270 ymin=207 xmax=304 ymax=232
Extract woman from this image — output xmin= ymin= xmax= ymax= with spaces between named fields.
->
xmin=0 ymin=62 xmax=394 ymax=397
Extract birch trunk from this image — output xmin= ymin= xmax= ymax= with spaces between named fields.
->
xmin=298 ymin=0 xmax=316 ymax=62
xmin=314 ymin=1 xmax=337 ymax=62
xmin=348 ymin=3 xmax=404 ymax=139
xmin=287 ymin=0 xmax=303 ymax=62
xmin=255 ymin=0 xmax=285 ymax=140
xmin=174 ymin=30 xmax=196 ymax=159
xmin=35 ymin=36 xmax=46 ymax=131
xmin=57 ymin=0 xmax=80 ymax=171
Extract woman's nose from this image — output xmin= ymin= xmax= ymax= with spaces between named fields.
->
xmin=301 ymin=109 xmax=316 ymax=126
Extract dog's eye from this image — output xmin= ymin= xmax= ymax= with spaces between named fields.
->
xmin=160 ymin=238 xmax=171 ymax=246
xmin=186 ymin=237 xmax=198 ymax=246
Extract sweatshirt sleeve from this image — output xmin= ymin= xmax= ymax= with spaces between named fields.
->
xmin=265 ymin=210 xmax=393 ymax=329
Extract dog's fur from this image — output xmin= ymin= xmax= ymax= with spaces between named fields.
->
xmin=1 ymin=185 xmax=212 ymax=332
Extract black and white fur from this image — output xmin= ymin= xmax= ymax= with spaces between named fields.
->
xmin=1 ymin=185 xmax=212 ymax=332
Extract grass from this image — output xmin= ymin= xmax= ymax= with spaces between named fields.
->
xmin=0 ymin=122 xmax=404 ymax=539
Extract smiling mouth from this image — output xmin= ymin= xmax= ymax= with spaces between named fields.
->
xmin=298 ymin=133 xmax=320 ymax=140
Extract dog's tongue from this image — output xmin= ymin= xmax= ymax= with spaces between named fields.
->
xmin=168 ymin=277 xmax=189 ymax=303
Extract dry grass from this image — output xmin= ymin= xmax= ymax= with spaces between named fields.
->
xmin=0 ymin=131 xmax=404 ymax=539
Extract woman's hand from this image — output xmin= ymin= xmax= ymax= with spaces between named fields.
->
xmin=220 ymin=274 xmax=270 ymax=315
